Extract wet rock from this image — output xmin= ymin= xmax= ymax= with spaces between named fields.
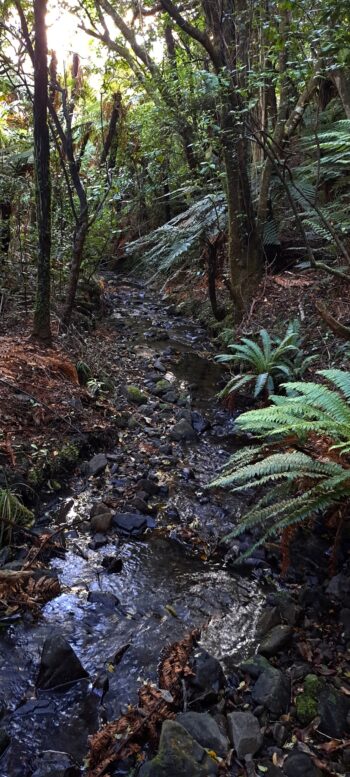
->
xmin=36 ymin=635 xmax=89 ymax=690
xmin=318 ymin=684 xmax=350 ymax=737
xmin=101 ymin=556 xmax=123 ymax=574
xmin=239 ymin=654 xmax=272 ymax=679
xmin=227 ymin=711 xmax=262 ymax=759
xmin=86 ymin=453 xmax=108 ymax=477
xmin=170 ymin=419 xmax=197 ymax=442
xmin=126 ymin=385 xmax=148 ymax=405
xmin=163 ymin=391 xmax=178 ymax=403
xmin=252 ymin=667 xmax=290 ymax=716
xmin=191 ymin=411 xmax=210 ymax=434
xmin=31 ymin=751 xmax=81 ymax=776
xmin=139 ymin=720 xmax=218 ymax=777
xmin=90 ymin=511 xmax=112 ymax=533
xmin=283 ymin=750 xmax=322 ymax=777
xmin=256 ymin=607 xmax=281 ymax=638
xmin=176 ymin=712 xmax=229 ymax=757
xmin=154 ymin=359 xmax=166 ymax=373
xmin=258 ymin=625 xmax=292 ymax=656
xmin=272 ymin=721 xmax=287 ymax=747
xmin=0 ymin=729 xmax=10 ymax=757
xmin=112 ymin=512 xmax=155 ymax=536
xmin=128 ymin=496 xmax=150 ymax=513
xmin=88 ymin=533 xmax=108 ymax=549
xmin=189 ymin=648 xmax=226 ymax=700
xmin=88 ymin=591 xmax=120 ymax=610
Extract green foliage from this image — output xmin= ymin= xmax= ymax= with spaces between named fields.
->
xmin=216 ymin=321 xmax=316 ymax=400
xmin=210 ymin=369 xmax=350 ymax=553
xmin=0 ymin=487 xmax=34 ymax=546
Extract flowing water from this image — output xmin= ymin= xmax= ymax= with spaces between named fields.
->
xmin=0 ymin=279 xmax=264 ymax=776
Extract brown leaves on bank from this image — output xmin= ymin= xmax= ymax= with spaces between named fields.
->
xmin=87 ymin=629 xmax=200 ymax=777
xmin=0 ymin=569 xmax=60 ymax=615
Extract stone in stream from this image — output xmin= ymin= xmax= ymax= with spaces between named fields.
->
xmin=258 ymin=624 xmax=293 ymax=656
xmin=318 ymin=684 xmax=350 ymax=738
xmin=176 ymin=712 xmax=229 ymax=757
xmin=85 ymin=453 xmax=108 ymax=477
xmin=227 ymin=711 xmax=263 ymax=759
xmin=90 ymin=504 xmax=113 ymax=533
xmin=88 ymin=591 xmax=120 ymax=610
xmin=36 ymin=635 xmax=89 ymax=690
xmin=191 ymin=411 xmax=210 ymax=434
xmin=189 ymin=648 xmax=226 ymax=701
xmin=31 ymin=751 xmax=81 ymax=777
xmin=126 ymin=385 xmax=148 ymax=405
xmin=112 ymin=512 xmax=155 ymax=536
xmin=137 ymin=478 xmax=160 ymax=496
xmin=252 ymin=667 xmax=290 ymax=716
xmin=139 ymin=720 xmax=218 ymax=777
xmin=283 ymin=750 xmax=322 ymax=777
xmin=170 ymin=419 xmax=198 ymax=442
xmin=0 ymin=729 xmax=10 ymax=757
xmin=239 ymin=654 xmax=272 ymax=679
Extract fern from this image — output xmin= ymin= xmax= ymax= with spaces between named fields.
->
xmin=210 ymin=369 xmax=350 ymax=558
xmin=216 ymin=321 xmax=316 ymax=401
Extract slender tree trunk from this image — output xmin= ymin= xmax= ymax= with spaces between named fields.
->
xmin=62 ymin=213 xmax=89 ymax=326
xmin=32 ymin=0 xmax=52 ymax=344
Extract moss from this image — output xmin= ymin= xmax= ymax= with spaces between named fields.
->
xmin=154 ymin=380 xmax=172 ymax=395
xmin=51 ymin=442 xmax=80 ymax=474
xmin=126 ymin=385 xmax=148 ymax=405
xmin=296 ymin=674 xmax=323 ymax=725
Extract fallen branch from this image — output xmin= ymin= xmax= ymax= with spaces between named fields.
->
xmin=315 ymin=302 xmax=350 ymax=340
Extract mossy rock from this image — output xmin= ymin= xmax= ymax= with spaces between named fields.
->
xmin=296 ymin=674 xmax=323 ymax=725
xmin=51 ymin=443 xmax=80 ymax=474
xmin=126 ymin=385 xmax=148 ymax=405
xmin=153 ymin=380 xmax=173 ymax=396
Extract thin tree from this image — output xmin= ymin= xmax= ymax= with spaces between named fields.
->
xmin=32 ymin=0 xmax=52 ymax=344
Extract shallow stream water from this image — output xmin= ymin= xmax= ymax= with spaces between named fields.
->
xmin=0 ymin=280 xmax=264 ymax=776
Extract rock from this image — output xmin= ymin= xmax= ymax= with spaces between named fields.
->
xmin=90 ymin=512 xmax=112 ymax=533
xmin=252 ymin=667 xmax=290 ymax=716
xmin=326 ymin=573 xmax=350 ymax=606
xmin=256 ymin=607 xmax=281 ymax=638
xmin=163 ymin=391 xmax=178 ymax=403
xmin=170 ymin=419 xmax=198 ymax=442
xmin=227 ymin=711 xmax=262 ymax=759
xmin=112 ymin=512 xmax=155 ymax=536
xmin=101 ymin=556 xmax=123 ymax=574
xmin=86 ymin=453 xmax=108 ymax=477
xmin=189 ymin=648 xmax=226 ymax=700
xmin=318 ymin=684 xmax=350 ymax=738
xmin=239 ymin=654 xmax=273 ymax=679
xmin=139 ymin=720 xmax=218 ymax=777
xmin=36 ymin=635 xmax=88 ymax=690
xmin=126 ymin=385 xmax=148 ymax=405
xmin=154 ymin=359 xmax=166 ymax=373
xmin=296 ymin=674 xmax=322 ymax=725
xmin=31 ymin=751 xmax=81 ymax=776
xmin=0 ymin=729 xmax=10 ymax=757
xmin=137 ymin=478 xmax=160 ymax=496
xmin=340 ymin=607 xmax=350 ymax=638
xmin=88 ymin=591 xmax=120 ymax=610
xmin=272 ymin=721 xmax=287 ymax=747
xmin=152 ymin=380 xmax=173 ymax=396
xmin=258 ymin=625 xmax=292 ymax=656
xmin=88 ymin=533 xmax=108 ymax=549
xmin=283 ymin=750 xmax=322 ymax=777
xmin=176 ymin=712 xmax=229 ymax=757
xmin=191 ymin=411 xmax=210 ymax=434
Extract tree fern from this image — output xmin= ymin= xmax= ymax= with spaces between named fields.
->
xmin=210 ymin=370 xmax=350 ymax=556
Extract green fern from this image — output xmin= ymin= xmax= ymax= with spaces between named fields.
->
xmin=210 ymin=369 xmax=350 ymax=555
xmin=0 ymin=487 xmax=34 ymax=546
xmin=216 ymin=320 xmax=316 ymax=401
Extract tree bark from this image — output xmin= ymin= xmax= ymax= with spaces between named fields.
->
xmin=32 ymin=0 xmax=52 ymax=345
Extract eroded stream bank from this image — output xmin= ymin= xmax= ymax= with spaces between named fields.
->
xmin=0 ymin=279 xmax=265 ymax=776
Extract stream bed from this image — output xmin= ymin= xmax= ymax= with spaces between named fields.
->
xmin=0 ymin=279 xmax=264 ymax=776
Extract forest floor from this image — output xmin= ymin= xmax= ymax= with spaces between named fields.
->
xmin=0 ymin=268 xmax=350 ymax=776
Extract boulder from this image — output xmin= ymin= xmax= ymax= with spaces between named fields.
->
xmin=126 ymin=385 xmax=148 ymax=405
xmin=90 ymin=511 xmax=112 ymax=533
xmin=189 ymin=648 xmax=226 ymax=699
xmin=252 ymin=667 xmax=290 ymax=716
xmin=318 ymin=685 xmax=350 ymax=738
xmin=176 ymin=712 xmax=229 ymax=757
xmin=36 ymin=635 xmax=88 ymax=690
xmin=170 ymin=419 xmax=197 ymax=442
xmin=86 ymin=453 xmax=108 ymax=477
xmin=258 ymin=625 xmax=292 ymax=657
xmin=112 ymin=512 xmax=155 ymax=536
xmin=227 ymin=711 xmax=262 ymax=759
xmin=139 ymin=720 xmax=218 ymax=777
xmin=239 ymin=654 xmax=272 ymax=679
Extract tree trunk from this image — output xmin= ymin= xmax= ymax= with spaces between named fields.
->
xmin=62 ymin=213 xmax=89 ymax=326
xmin=332 ymin=69 xmax=350 ymax=118
xmin=32 ymin=0 xmax=52 ymax=345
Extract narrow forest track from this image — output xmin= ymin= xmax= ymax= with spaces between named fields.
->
xmin=0 ymin=278 xmax=264 ymax=776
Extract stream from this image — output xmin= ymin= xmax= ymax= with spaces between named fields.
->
xmin=0 ymin=279 xmax=264 ymax=776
